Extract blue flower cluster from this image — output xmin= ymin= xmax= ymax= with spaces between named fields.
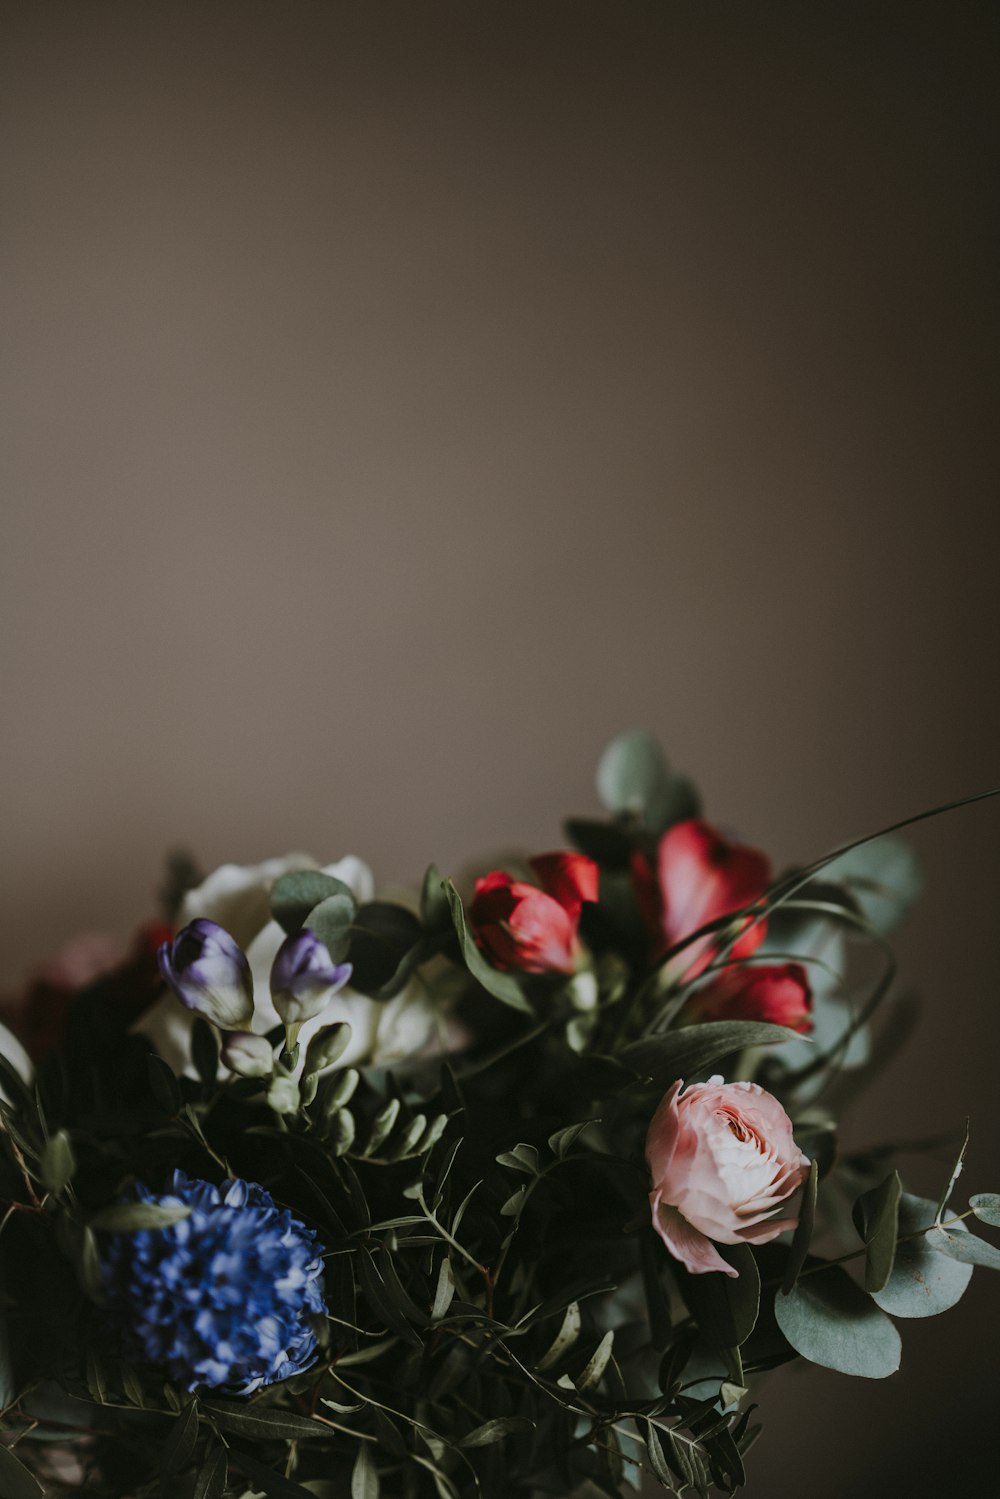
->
xmin=100 ymin=1170 xmax=326 ymax=1393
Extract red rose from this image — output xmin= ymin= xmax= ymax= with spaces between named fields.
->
xmin=635 ymin=817 xmax=772 ymax=977
xmin=683 ymin=962 xmax=813 ymax=1033
xmin=470 ymin=852 xmax=598 ymax=975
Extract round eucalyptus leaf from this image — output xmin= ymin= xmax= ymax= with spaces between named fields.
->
xmin=775 ymin=1266 xmax=901 ymax=1378
xmin=871 ymin=1195 xmax=973 ymax=1318
xmin=970 ymin=1193 xmax=1000 ymax=1227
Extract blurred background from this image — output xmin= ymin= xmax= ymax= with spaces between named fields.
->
xmin=2 ymin=2 xmax=998 ymax=1493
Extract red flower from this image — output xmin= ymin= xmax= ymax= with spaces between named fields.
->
xmin=470 ymin=852 xmax=598 ymax=975
xmin=636 ymin=817 xmax=772 ymax=977
xmin=684 ymin=962 xmax=813 ymax=1033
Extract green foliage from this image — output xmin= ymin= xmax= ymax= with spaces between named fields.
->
xmin=775 ymin=1267 xmax=901 ymax=1378
xmin=871 ymin=1195 xmax=973 ymax=1318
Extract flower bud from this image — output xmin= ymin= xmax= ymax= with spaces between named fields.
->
xmin=269 ymin=930 xmax=353 ymax=1027
xmin=157 ymin=920 xmax=254 ymax=1030
xmin=221 ymin=1030 xmax=275 ymax=1079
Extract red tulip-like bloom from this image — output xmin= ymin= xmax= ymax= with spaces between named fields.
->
xmin=684 ymin=961 xmax=813 ymax=1033
xmin=470 ymin=852 xmax=598 ymax=975
xmin=635 ymin=818 xmax=772 ymax=977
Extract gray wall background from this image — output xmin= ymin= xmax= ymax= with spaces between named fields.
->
xmin=2 ymin=3 xmax=998 ymax=1493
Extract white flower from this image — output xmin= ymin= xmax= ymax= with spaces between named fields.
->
xmin=134 ymin=853 xmax=439 ymax=1079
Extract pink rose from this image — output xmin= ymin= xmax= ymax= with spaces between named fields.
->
xmin=633 ymin=818 xmax=772 ymax=977
xmin=646 ymin=1075 xmax=809 ymax=1277
xmin=470 ymin=852 xmax=598 ymax=975
xmin=683 ymin=962 xmax=813 ymax=1033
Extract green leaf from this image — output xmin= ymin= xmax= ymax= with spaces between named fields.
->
xmin=496 ymin=1143 xmax=539 ymax=1175
xmin=927 ymin=1226 xmax=1000 ymax=1270
xmin=499 ymin=1185 xmax=528 ymax=1218
xmin=364 ymin=1098 xmax=400 ymax=1155
xmin=575 ymin=1330 xmax=614 ymax=1393
xmin=872 ymin=1194 xmax=973 ymax=1318
xmin=676 ymin=1244 xmax=760 ymax=1350
xmin=0 ymin=1444 xmax=44 ymax=1499
xmin=620 ymin=1022 xmax=801 ymax=1089
xmin=161 ymin=1399 xmax=199 ymax=1473
xmin=443 ymin=881 xmax=534 ymax=1014
xmin=351 ymin=1443 xmax=380 ymax=1499
xmin=970 ymin=1193 xmax=1000 ymax=1227
xmin=40 ymin=1129 xmax=75 ymax=1196
xmin=200 ymin=1399 xmax=328 ymax=1440
xmin=90 ymin=1202 xmax=192 ymax=1233
xmin=781 ymin=1158 xmax=818 ymax=1293
xmin=146 ymin=1053 xmax=181 ymax=1115
xmin=854 ymin=1170 xmax=902 ymax=1293
xmin=596 ymin=728 xmax=682 ymax=828
xmin=233 ymin=1449 xmax=319 ymax=1498
xmin=431 ymin=1257 xmax=455 ymax=1320
xmin=191 ymin=1448 xmax=227 ymax=1499
xmin=191 ymin=1018 xmax=219 ymax=1089
xmin=271 ymin=870 xmax=357 ymax=935
xmin=458 ymin=1416 xmax=534 ymax=1448
xmin=537 ymin=1300 xmax=582 ymax=1371
xmin=420 ymin=864 xmax=451 ymax=931
xmin=774 ymin=1266 xmax=901 ymax=1377
xmin=547 ymin=1122 xmax=595 ymax=1159
xmin=304 ymin=893 xmax=357 ymax=963
xmin=823 ymin=835 xmax=922 ymax=935
xmin=348 ymin=902 xmax=424 ymax=996
xmin=303 ymin=1022 xmax=353 ymax=1079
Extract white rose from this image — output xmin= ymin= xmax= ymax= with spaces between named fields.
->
xmin=134 ymin=853 xmax=440 ymax=1078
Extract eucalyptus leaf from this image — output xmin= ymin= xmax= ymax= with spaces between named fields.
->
xmin=420 ymin=864 xmax=451 ymax=931
xmin=775 ymin=1266 xmax=901 ymax=1377
xmin=854 ymin=1170 xmax=902 ymax=1293
xmin=872 ymin=1194 xmax=973 ymax=1318
xmin=90 ymin=1202 xmax=192 ymax=1233
xmin=304 ymin=893 xmax=357 ymax=964
xmin=970 ymin=1193 xmax=1000 ymax=1227
xmin=40 ymin=1129 xmax=75 ymax=1196
xmin=927 ymin=1226 xmax=1000 ymax=1270
xmin=444 ymin=881 xmax=534 ymax=1014
xmin=348 ymin=902 xmax=423 ymax=996
xmin=272 ymin=871 xmax=357 ymax=935
xmin=621 ymin=1022 xmax=800 ymax=1088
xmin=822 ymin=836 xmax=922 ymax=935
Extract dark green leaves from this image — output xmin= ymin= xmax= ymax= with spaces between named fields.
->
xmin=200 ymin=1400 xmax=328 ymax=1441
xmin=458 ymin=1416 xmax=533 ymax=1448
xmin=39 ymin=1129 xmax=75 ymax=1196
xmin=595 ymin=729 xmax=698 ymax=831
xmin=621 ymin=1022 xmax=800 ymax=1089
xmin=161 ymin=1399 xmax=199 ymax=1474
xmin=271 ymin=871 xmax=358 ymax=935
xmin=676 ymin=1244 xmax=760 ymax=1351
xmin=351 ymin=1443 xmax=380 ymax=1499
xmin=0 ymin=1444 xmax=44 ymax=1499
xmin=443 ymin=881 xmax=533 ymax=1013
xmin=775 ymin=1267 xmax=901 ymax=1377
xmin=853 ymin=1171 xmax=902 ymax=1293
xmin=781 ymin=1158 xmax=818 ymax=1293
xmin=348 ymin=903 xmax=423 ymax=997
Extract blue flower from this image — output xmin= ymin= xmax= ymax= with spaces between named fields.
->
xmin=100 ymin=1171 xmax=326 ymax=1393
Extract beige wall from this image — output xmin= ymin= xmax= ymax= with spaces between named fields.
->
xmin=2 ymin=4 xmax=998 ymax=1493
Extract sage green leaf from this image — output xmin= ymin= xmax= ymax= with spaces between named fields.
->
xmin=781 ymin=1157 xmax=818 ymax=1294
xmin=575 ymin=1330 xmax=614 ymax=1392
xmin=676 ymin=1244 xmax=760 ymax=1351
xmin=872 ymin=1194 xmax=973 ymax=1318
xmin=161 ymin=1399 xmax=199 ymax=1473
xmin=0 ymin=1444 xmax=44 ymax=1499
xmin=431 ymin=1258 xmax=455 ymax=1320
xmin=443 ymin=881 xmax=534 ymax=1014
xmin=200 ymin=1399 xmax=327 ymax=1440
xmin=304 ymin=893 xmax=357 ymax=963
xmin=854 ymin=1170 xmax=902 ymax=1293
xmin=823 ymin=835 xmax=922 ymax=935
xmin=621 ymin=1022 xmax=800 ymax=1089
xmin=40 ymin=1129 xmax=75 ymax=1196
xmin=303 ymin=1022 xmax=352 ymax=1079
xmin=496 ymin=1143 xmax=539 ymax=1175
xmin=927 ymin=1226 xmax=1000 ymax=1270
xmin=191 ymin=1447 xmax=227 ymax=1499
xmin=348 ymin=902 xmax=423 ymax=995
xmin=537 ymin=1300 xmax=582 ymax=1371
xmin=970 ymin=1193 xmax=1000 ymax=1226
xmin=547 ymin=1122 xmax=595 ymax=1158
xmin=458 ymin=1416 xmax=534 ymax=1448
xmin=596 ymin=729 xmax=672 ymax=817
xmin=234 ymin=1449 xmax=319 ymax=1498
xmin=775 ymin=1266 xmax=901 ymax=1377
xmin=90 ymin=1202 xmax=192 ymax=1233
xmin=499 ymin=1186 xmax=528 ymax=1218
xmin=351 ymin=1443 xmax=380 ymax=1499
xmin=272 ymin=870 xmax=357 ymax=935
xmin=364 ymin=1097 xmax=400 ymax=1154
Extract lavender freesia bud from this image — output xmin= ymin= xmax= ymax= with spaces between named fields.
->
xmin=221 ymin=1030 xmax=274 ymax=1079
xmin=269 ymin=930 xmax=353 ymax=1028
xmin=158 ymin=919 xmax=255 ymax=1030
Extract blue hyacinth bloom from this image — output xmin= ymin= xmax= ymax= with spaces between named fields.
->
xmin=100 ymin=1170 xmax=326 ymax=1393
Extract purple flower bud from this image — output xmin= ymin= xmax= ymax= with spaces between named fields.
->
xmin=269 ymin=930 xmax=352 ymax=1027
xmin=158 ymin=919 xmax=254 ymax=1031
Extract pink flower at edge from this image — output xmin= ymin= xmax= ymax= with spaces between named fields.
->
xmin=645 ymin=1075 xmax=810 ymax=1277
xmin=470 ymin=852 xmax=598 ymax=975
xmin=636 ymin=818 xmax=773 ymax=976
xmin=684 ymin=962 xmax=813 ymax=1033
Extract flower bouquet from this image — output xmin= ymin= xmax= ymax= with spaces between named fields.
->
xmin=1 ymin=731 xmax=997 ymax=1499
